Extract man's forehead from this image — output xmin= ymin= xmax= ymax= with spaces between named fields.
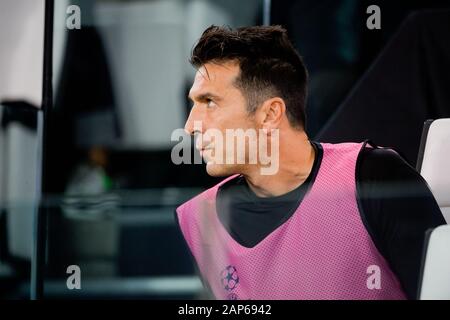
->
xmin=197 ymin=62 xmax=239 ymax=83
xmin=189 ymin=62 xmax=240 ymax=97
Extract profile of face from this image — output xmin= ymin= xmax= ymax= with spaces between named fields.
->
xmin=185 ymin=61 xmax=261 ymax=177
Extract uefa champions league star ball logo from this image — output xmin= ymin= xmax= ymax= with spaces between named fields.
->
xmin=221 ymin=265 xmax=239 ymax=292
xmin=227 ymin=292 xmax=238 ymax=300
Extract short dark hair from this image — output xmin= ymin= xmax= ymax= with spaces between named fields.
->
xmin=190 ymin=25 xmax=308 ymax=129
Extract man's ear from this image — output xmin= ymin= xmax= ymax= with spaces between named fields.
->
xmin=258 ymin=97 xmax=286 ymax=131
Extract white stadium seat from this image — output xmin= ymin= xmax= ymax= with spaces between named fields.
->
xmin=417 ymin=118 xmax=450 ymax=223
xmin=417 ymin=119 xmax=450 ymax=299
xmin=419 ymin=225 xmax=450 ymax=299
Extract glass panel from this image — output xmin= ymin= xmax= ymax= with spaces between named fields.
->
xmin=0 ymin=0 xmax=45 ymax=300
xmin=47 ymin=0 xmax=262 ymax=299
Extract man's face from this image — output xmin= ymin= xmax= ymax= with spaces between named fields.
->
xmin=185 ymin=61 xmax=258 ymax=177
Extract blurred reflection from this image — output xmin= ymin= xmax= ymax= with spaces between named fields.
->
xmin=43 ymin=0 xmax=261 ymax=299
xmin=0 ymin=102 xmax=41 ymax=299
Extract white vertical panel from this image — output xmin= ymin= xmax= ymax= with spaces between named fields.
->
xmin=0 ymin=0 xmax=45 ymax=107
xmin=5 ymin=123 xmax=40 ymax=259
xmin=95 ymin=0 xmax=185 ymax=148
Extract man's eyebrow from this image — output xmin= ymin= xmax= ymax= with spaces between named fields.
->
xmin=188 ymin=92 xmax=222 ymax=102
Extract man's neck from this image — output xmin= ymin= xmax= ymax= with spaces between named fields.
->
xmin=244 ymin=131 xmax=315 ymax=198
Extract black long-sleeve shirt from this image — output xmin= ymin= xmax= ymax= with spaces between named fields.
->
xmin=214 ymin=141 xmax=446 ymax=300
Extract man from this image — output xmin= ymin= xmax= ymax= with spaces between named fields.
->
xmin=175 ymin=25 xmax=446 ymax=300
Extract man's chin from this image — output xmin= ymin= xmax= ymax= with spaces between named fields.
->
xmin=205 ymin=162 xmax=234 ymax=177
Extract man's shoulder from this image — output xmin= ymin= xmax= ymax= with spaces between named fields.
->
xmin=358 ymin=146 xmax=418 ymax=181
xmin=361 ymin=146 xmax=408 ymax=163
xmin=176 ymin=174 xmax=241 ymax=214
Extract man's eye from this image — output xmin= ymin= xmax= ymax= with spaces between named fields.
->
xmin=206 ymin=99 xmax=215 ymax=107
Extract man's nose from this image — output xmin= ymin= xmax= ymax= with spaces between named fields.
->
xmin=184 ymin=106 xmax=202 ymax=135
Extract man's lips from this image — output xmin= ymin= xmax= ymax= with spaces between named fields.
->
xmin=196 ymin=144 xmax=213 ymax=152
xmin=196 ymin=145 xmax=214 ymax=159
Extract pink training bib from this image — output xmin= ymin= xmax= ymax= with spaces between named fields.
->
xmin=176 ymin=142 xmax=407 ymax=300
